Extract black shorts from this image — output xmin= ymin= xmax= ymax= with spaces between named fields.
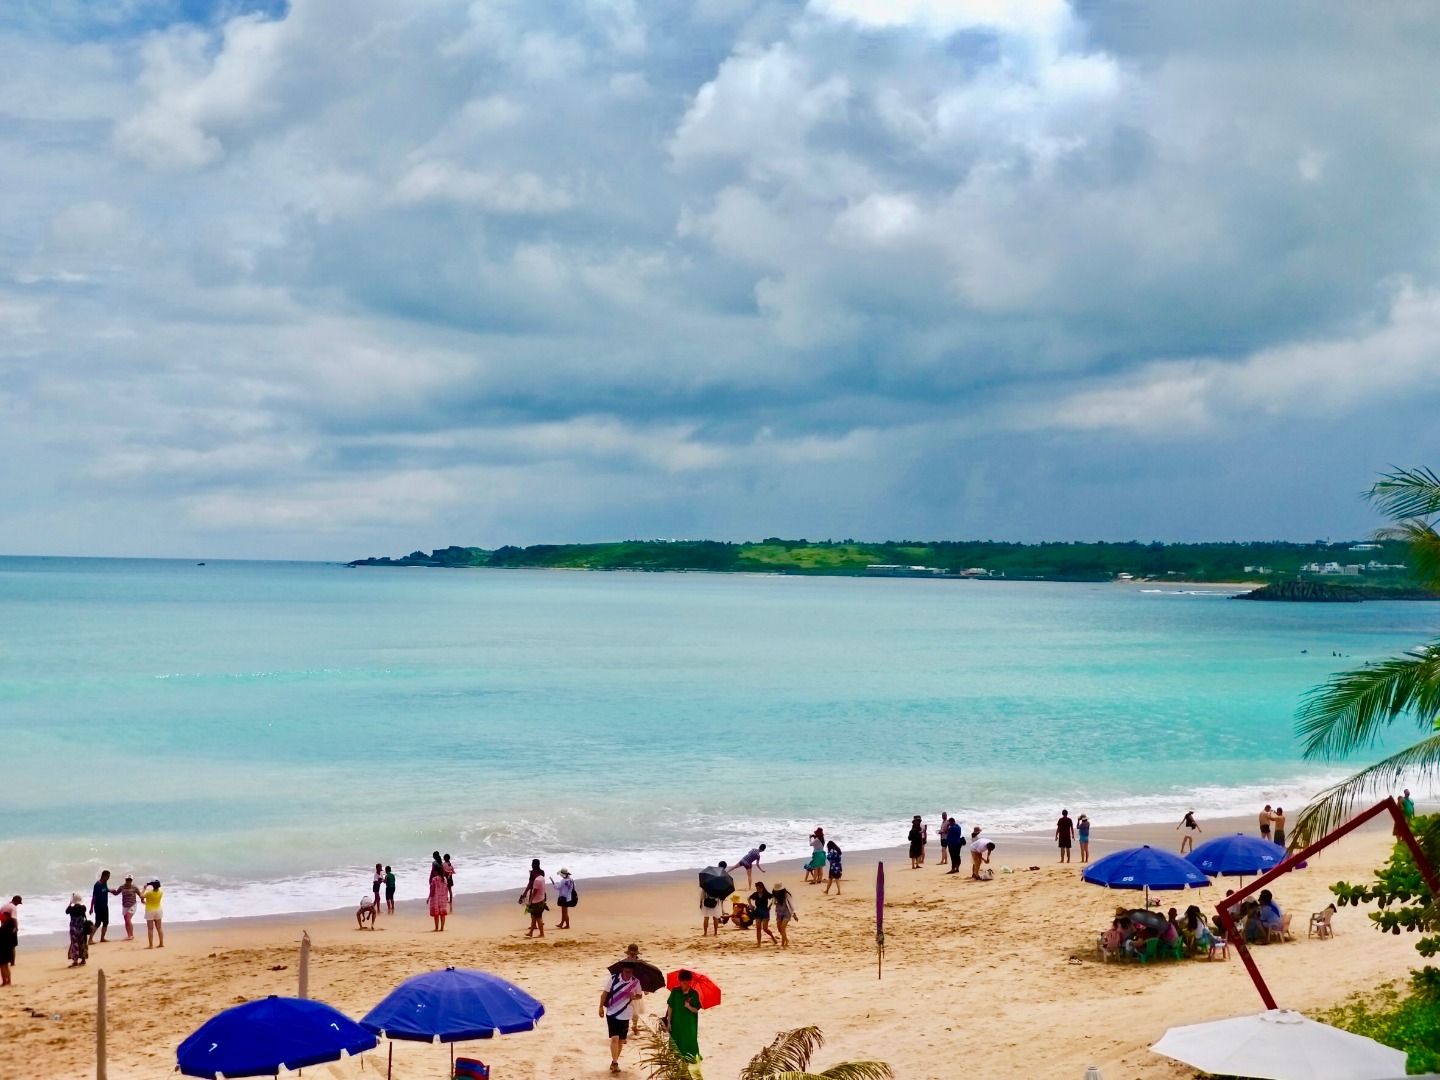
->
xmin=93 ymin=910 xmax=109 ymax=927
xmin=607 ymin=1016 xmax=630 ymax=1040
xmin=1058 ymin=839 xmax=1071 ymax=849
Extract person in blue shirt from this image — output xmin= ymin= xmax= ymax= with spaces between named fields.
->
xmin=945 ymin=817 xmax=964 ymax=874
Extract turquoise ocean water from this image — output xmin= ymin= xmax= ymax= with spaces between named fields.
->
xmin=3 ymin=556 xmax=1436 ymax=931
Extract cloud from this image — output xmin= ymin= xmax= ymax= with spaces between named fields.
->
xmin=4 ymin=0 xmax=1440 ymax=556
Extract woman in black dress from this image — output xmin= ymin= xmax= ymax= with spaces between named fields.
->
xmin=908 ymin=816 xmax=924 ymax=869
xmin=0 ymin=909 xmax=16 ymax=985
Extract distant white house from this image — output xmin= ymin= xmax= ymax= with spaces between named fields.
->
xmin=1243 ymin=565 xmax=1273 ymax=574
xmin=1350 ymin=543 xmax=1382 ymax=551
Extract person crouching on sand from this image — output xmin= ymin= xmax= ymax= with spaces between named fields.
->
xmin=971 ymin=841 xmax=995 ymax=879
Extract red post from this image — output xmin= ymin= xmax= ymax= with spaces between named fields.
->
xmin=1214 ymin=796 xmax=1439 ymax=1009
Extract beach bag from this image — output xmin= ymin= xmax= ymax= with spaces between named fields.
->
xmin=702 ymin=895 xmax=719 ymax=909
xmin=978 ymin=868 xmax=994 ymax=881
xmin=559 ymin=885 xmax=578 ymax=909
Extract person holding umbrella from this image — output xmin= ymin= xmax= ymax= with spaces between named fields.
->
xmin=600 ymin=961 xmax=642 ymax=1073
xmin=664 ymin=970 xmax=703 ymax=1069
xmin=698 ymin=863 xmax=732 ymax=936
xmin=611 ymin=945 xmax=665 ymax=1036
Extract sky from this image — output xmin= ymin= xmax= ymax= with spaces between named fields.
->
xmin=5 ymin=1 xmax=1440 ymax=559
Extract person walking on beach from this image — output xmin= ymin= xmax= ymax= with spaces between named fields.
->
xmin=1259 ymin=805 xmax=1274 ymax=840
xmin=66 ymin=894 xmax=89 ymax=967
xmin=806 ymin=828 xmax=827 ymax=883
xmin=936 ymin=813 xmax=951 ymax=866
xmin=1055 ymin=810 xmax=1075 ymax=864
xmin=824 ymin=841 xmax=843 ymax=894
xmin=89 ymin=870 xmax=115 ymax=944
xmin=1272 ymin=807 xmax=1287 ymax=849
xmin=0 ymin=907 xmax=15 ymax=986
xmin=908 ymin=816 xmax=924 ymax=869
xmin=735 ymin=844 xmax=766 ymax=888
xmin=772 ymin=883 xmax=798 ymax=947
xmin=142 ymin=880 xmax=164 ymax=948
xmin=428 ymin=863 xmax=449 ymax=932
xmin=664 ymin=969 xmax=703 ymax=1069
xmin=945 ymin=816 xmax=964 ymax=873
xmin=522 ymin=867 xmax=547 ymax=938
xmin=371 ymin=863 xmax=384 ymax=914
xmin=116 ymin=875 xmax=142 ymax=940
xmin=749 ymin=882 xmax=778 ymax=945
xmin=1077 ymin=814 xmax=1091 ymax=864
xmin=1402 ymin=789 xmax=1416 ymax=819
xmin=600 ymin=960 xmax=642 ymax=1074
xmin=623 ymin=944 xmax=649 ymax=1034
xmin=384 ymin=866 xmax=396 ymax=914
xmin=553 ymin=869 xmax=576 ymax=930
xmin=1177 ymin=810 xmax=1201 ymax=854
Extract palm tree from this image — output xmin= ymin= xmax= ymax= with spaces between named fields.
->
xmin=1294 ymin=467 xmax=1440 ymax=844
xmin=638 ymin=1022 xmax=893 ymax=1080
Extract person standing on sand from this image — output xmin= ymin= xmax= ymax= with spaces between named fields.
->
xmin=936 ymin=813 xmax=950 ymax=865
xmin=428 ymin=863 xmax=448 ymax=932
xmin=944 ymin=817 xmax=964 ymax=873
xmin=735 ymin=844 xmax=766 ymax=888
xmin=600 ymin=961 xmax=642 ymax=1074
xmin=701 ymin=862 xmax=727 ymax=937
xmin=372 ymin=863 xmax=384 ymax=914
xmin=1055 ymin=810 xmax=1075 ymax=864
xmin=522 ymin=867 xmax=547 ymax=938
xmin=0 ymin=908 xmax=15 ymax=986
xmin=806 ymin=828 xmax=827 ymax=883
xmin=443 ymin=854 xmax=456 ymax=908
xmin=384 ymin=866 xmax=396 ymax=914
xmin=1077 ymin=814 xmax=1091 ymax=864
xmin=142 ymin=880 xmax=164 ymax=948
xmin=908 ymin=816 xmax=924 ymax=869
xmin=116 ymin=876 xmax=142 ymax=940
xmin=664 ymin=970 xmax=703 ymax=1068
xmin=1177 ymin=810 xmax=1201 ymax=854
xmin=1402 ymin=789 xmax=1416 ymax=819
xmin=553 ymin=869 xmax=576 ymax=930
xmin=1259 ymin=805 xmax=1274 ymax=840
xmin=824 ymin=841 xmax=843 ymax=894
xmin=89 ymin=870 xmax=115 ymax=944
xmin=749 ymin=882 xmax=778 ymax=945
xmin=66 ymin=894 xmax=89 ymax=966
xmin=1272 ymin=808 xmax=1287 ymax=849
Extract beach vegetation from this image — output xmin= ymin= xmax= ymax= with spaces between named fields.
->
xmin=1295 ymin=467 xmax=1440 ymax=843
xmin=637 ymin=1022 xmax=893 ymax=1080
xmin=1318 ymin=974 xmax=1440 ymax=1075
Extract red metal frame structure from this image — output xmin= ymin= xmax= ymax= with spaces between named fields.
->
xmin=1214 ymin=796 xmax=1440 ymax=1010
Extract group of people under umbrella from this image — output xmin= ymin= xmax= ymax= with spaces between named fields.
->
xmin=175 ymin=956 xmax=718 ymax=1079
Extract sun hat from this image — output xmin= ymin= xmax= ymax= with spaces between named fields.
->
xmin=559 ymin=868 xmax=571 ymax=877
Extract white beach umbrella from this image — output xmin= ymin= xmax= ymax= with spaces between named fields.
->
xmin=1151 ymin=1009 xmax=1406 ymax=1080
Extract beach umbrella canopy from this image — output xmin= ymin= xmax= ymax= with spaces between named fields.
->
xmin=1151 ymin=1009 xmax=1406 ymax=1080
xmin=361 ymin=968 xmax=543 ymax=1043
xmin=1083 ymin=846 xmax=1210 ymax=892
xmin=666 ymin=969 xmax=721 ymax=1010
xmin=698 ymin=867 xmax=733 ymax=901
xmin=607 ymin=958 xmax=666 ymax=994
xmin=1188 ymin=834 xmax=1307 ymax=877
xmin=177 ymin=995 xmax=376 ymax=1078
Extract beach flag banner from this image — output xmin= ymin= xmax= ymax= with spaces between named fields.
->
xmin=875 ymin=861 xmax=885 ymax=980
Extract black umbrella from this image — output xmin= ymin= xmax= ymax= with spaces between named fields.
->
xmin=1124 ymin=909 xmax=1168 ymax=931
xmin=698 ymin=867 xmax=733 ymax=901
xmin=607 ymin=959 xmax=666 ymax=994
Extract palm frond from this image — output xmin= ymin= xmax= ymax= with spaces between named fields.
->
xmin=1368 ymin=467 xmax=1440 ymax=521
xmin=740 ymin=1027 xmax=826 ymax=1080
xmin=1373 ymin=520 xmax=1440 ymax=588
xmin=1291 ymin=733 xmax=1440 ymax=846
xmin=766 ymin=1066 xmax=895 ymax=1080
xmin=636 ymin=1020 xmax=696 ymax=1080
xmin=1296 ymin=644 xmax=1440 ymax=760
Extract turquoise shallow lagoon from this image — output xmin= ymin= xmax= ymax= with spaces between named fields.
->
xmin=2 ymin=556 xmax=1435 ymax=927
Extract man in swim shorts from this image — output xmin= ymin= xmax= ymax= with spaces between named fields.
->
xmin=1055 ymin=810 xmax=1075 ymax=864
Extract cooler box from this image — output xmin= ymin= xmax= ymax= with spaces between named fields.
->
xmin=454 ymin=1058 xmax=490 ymax=1080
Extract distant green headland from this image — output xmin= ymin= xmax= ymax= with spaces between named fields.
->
xmin=349 ymin=538 xmax=1435 ymax=594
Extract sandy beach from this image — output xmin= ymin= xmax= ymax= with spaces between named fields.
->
xmin=0 ymin=812 xmax=1420 ymax=1080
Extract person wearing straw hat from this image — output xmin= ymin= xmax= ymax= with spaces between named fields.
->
xmin=553 ymin=869 xmax=576 ymax=930
xmin=600 ymin=960 xmax=642 ymax=1073
xmin=65 ymin=894 xmax=88 ymax=966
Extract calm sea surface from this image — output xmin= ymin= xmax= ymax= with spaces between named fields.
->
xmin=3 ymin=556 xmax=1435 ymax=929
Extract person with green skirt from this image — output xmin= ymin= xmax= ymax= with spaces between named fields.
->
xmin=665 ymin=969 xmax=703 ymax=1069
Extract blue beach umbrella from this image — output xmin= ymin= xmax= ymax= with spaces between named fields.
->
xmin=1188 ymin=833 xmax=1307 ymax=878
xmin=176 ymin=995 xmax=376 ymax=1078
xmin=361 ymin=967 xmax=544 ymax=1042
xmin=1083 ymin=845 xmax=1211 ymax=903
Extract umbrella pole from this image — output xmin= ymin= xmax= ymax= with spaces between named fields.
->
xmin=298 ymin=931 xmax=311 ymax=1000
xmin=387 ymin=1042 xmax=392 ymax=1080
xmin=96 ymin=969 xmax=106 ymax=1080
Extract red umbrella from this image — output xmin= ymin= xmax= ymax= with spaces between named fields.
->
xmin=665 ymin=969 xmax=721 ymax=1010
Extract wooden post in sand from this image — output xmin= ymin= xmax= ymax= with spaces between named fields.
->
xmin=875 ymin=862 xmax=885 ymax=980
xmin=96 ymin=968 xmax=107 ymax=1080
xmin=298 ymin=931 xmax=311 ymax=999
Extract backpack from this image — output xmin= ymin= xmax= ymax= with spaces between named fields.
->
xmin=702 ymin=895 xmax=719 ymax=909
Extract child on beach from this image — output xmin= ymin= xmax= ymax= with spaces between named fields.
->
xmin=428 ymin=865 xmax=448 ymax=932
xmin=824 ymin=841 xmax=843 ymax=894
